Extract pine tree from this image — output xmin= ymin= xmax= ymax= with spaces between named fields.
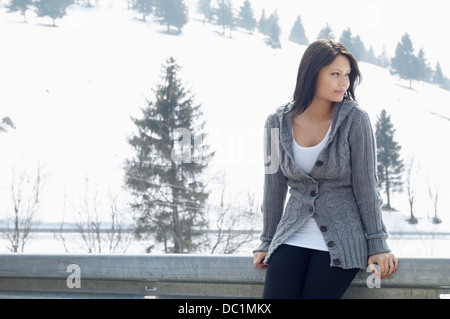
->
xmin=238 ymin=0 xmax=256 ymax=34
xmin=6 ymin=0 xmax=33 ymax=22
xmin=154 ymin=0 xmax=188 ymax=34
xmin=124 ymin=57 xmax=214 ymax=253
xmin=133 ymin=0 xmax=153 ymax=22
xmin=416 ymin=48 xmax=432 ymax=83
xmin=351 ymin=35 xmax=366 ymax=62
xmin=377 ymin=46 xmax=390 ymax=69
xmin=197 ymin=0 xmax=213 ymax=24
xmin=215 ymin=0 xmax=234 ymax=37
xmin=34 ymin=0 xmax=74 ymax=26
xmin=289 ymin=15 xmax=308 ymax=46
xmin=317 ymin=23 xmax=335 ymax=40
xmin=390 ymin=33 xmax=419 ymax=89
xmin=375 ymin=109 xmax=404 ymax=210
xmin=258 ymin=9 xmax=269 ymax=35
xmin=366 ymin=46 xmax=378 ymax=65
xmin=338 ymin=28 xmax=369 ymax=62
xmin=433 ymin=62 xmax=446 ymax=88
xmin=265 ymin=10 xmax=281 ymax=49
xmin=339 ymin=28 xmax=353 ymax=52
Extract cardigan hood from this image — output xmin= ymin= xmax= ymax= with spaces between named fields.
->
xmin=276 ymin=99 xmax=357 ymax=178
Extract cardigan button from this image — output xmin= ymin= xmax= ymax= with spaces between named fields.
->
xmin=310 ymin=190 xmax=317 ymax=197
xmin=333 ymin=258 xmax=342 ymax=265
xmin=319 ymin=225 xmax=327 ymax=232
xmin=315 ymin=160 xmax=324 ymax=167
xmin=327 ymin=240 xmax=335 ymax=248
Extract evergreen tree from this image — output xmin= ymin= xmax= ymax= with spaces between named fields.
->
xmin=34 ymin=0 xmax=74 ymax=26
xmin=366 ymin=46 xmax=378 ymax=65
xmin=133 ymin=0 xmax=153 ymax=22
xmin=258 ymin=9 xmax=269 ymax=35
xmin=338 ymin=28 xmax=370 ymax=62
xmin=433 ymin=62 xmax=446 ymax=88
xmin=215 ymin=0 xmax=234 ymax=37
xmin=265 ymin=10 xmax=281 ymax=49
xmin=351 ymin=35 xmax=366 ymax=62
xmin=154 ymin=0 xmax=188 ymax=33
xmin=339 ymin=28 xmax=353 ymax=52
xmin=289 ymin=15 xmax=308 ymax=46
xmin=197 ymin=0 xmax=213 ymax=24
xmin=6 ymin=0 xmax=33 ymax=22
xmin=317 ymin=23 xmax=335 ymax=40
xmin=390 ymin=33 xmax=419 ymax=89
xmin=377 ymin=46 xmax=390 ymax=69
xmin=238 ymin=0 xmax=256 ymax=34
xmin=416 ymin=48 xmax=432 ymax=83
xmin=124 ymin=57 xmax=214 ymax=253
xmin=375 ymin=109 xmax=404 ymax=210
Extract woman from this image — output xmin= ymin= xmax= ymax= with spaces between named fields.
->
xmin=253 ymin=39 xmax=398 ymax=299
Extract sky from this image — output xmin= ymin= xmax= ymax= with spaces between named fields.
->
xmin=222 ymin=0 xmax=450 ymax=75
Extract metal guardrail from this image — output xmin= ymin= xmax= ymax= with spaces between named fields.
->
xmin=0 ymin=254 xmax=449 ymax=299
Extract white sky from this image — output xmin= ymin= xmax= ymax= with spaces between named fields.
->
xmin=223 ymin=0 xmax=450 ymax=75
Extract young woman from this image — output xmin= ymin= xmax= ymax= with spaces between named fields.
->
xmin=253 ymin=39 xmax=398 ymax=299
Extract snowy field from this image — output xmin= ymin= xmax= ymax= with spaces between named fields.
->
xmin=1 ymin=1 xmax=450 ymax=257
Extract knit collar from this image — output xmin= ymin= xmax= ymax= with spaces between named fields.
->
xmin=275 ymin=98 xmax=358 ymax=178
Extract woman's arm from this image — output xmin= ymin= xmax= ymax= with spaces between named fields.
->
xmin=253 ymin=115 xmax=288 ymax=264
xmin=349 ymin=109 xmax=398 ymax=277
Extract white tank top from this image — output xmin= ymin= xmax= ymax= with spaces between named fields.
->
xmin=283 ymin=124 xmax=331 ymax=251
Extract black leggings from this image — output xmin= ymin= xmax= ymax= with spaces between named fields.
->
xmin=263 ymin=244 xmax=359 ymax=299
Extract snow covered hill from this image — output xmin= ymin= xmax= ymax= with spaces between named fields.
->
xmin=1 ymin=1 xmax=450 ymax=256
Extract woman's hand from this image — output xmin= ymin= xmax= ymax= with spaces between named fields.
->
xmin=253 ymin=251 xmax=268 ymax=269
xmin=367 ymin=252 xmax=398 ymax=279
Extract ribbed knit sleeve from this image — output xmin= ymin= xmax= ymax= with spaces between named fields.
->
xmin=253 ymin=114 xmax=288 ymax=253
xmin=349 ymin=109 xmax=391 ymax=256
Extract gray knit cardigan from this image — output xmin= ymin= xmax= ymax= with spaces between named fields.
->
xmin=253 ymin=99 xmax=391 ymax=270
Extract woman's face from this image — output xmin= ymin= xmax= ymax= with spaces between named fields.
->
xmin=314 ymin=54 xmax=351 ymax=104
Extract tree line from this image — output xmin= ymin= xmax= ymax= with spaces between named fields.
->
xmin=6 ymin=0 xmax=75 ymax=26
xmin=5 ymin=0 xmax=449 ymax=90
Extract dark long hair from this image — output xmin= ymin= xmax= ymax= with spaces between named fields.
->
xmin=289 ymin=39 xmax=361 ymax=118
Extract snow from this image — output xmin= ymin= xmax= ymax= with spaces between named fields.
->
xmin=1 ymin=1 xmax=450 ymax=258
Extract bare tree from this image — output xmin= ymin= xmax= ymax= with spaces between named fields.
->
xmin=69 ymin=178 xmax=133 ymax=253
xmin=0 ymin=161 xmax=47 ymax=252
xmin=427 ymin=171 xmax=441 ymax=224
xmin=208 ymin=171 xmax=259 ymax=254
xmin=53 ymin=193 xmax=70 ymax=252
xmin=405 ymin=156 xmax=419 ymax=224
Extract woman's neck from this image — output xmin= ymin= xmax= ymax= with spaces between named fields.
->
xmin=299 ymin=100 xmax=334 ymax=123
